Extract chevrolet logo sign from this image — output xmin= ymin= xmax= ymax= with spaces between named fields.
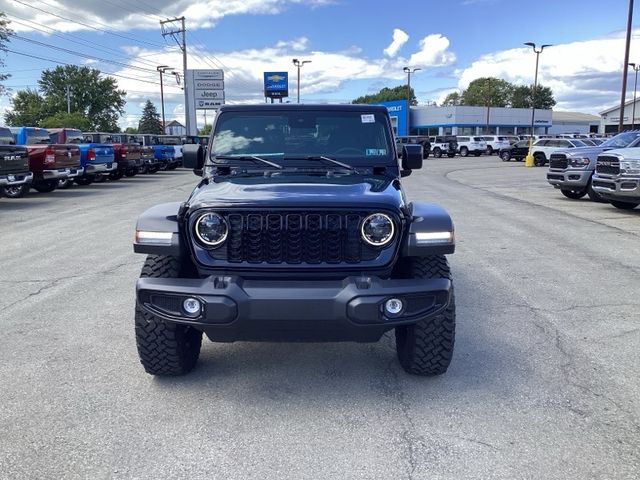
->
xmin=267 ymin=75 xmax=285 ymax=82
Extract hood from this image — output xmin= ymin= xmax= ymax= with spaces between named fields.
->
xmin=555 ymin=146 xmax=614 ymax=157
xmin=188 ymin=174 xmax=404 ymax=211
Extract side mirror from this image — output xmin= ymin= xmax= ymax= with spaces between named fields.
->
xmin=401 ymin=144 xmax=423 ymax=171
xmin=183 ymin=144 xmax=204 ymax=175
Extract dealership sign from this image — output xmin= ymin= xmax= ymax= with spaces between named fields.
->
xmin=264 ymin=72 xmax=288 ymax=98
xmin=186 ymin=69 xmax=225 ymax=111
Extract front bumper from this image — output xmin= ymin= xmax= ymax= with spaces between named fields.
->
xmin=592 ymin=174 xmax=640 ymax=201
xmin=118 ymin=159 xmax=138 ymax=170
xmin=0 ymin=171 xmax=33 ymax=187
xmin=546 ymin=169 xmax=591 ymax=189
xmin=137 ymin=275 xmax=452 ymax=342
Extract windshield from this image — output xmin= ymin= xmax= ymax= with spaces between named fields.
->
xmin=0 ymin=128 xmax=14 ymax=145
xmin=159 ymin=136 xmax=182 ymax=145
xmin=210 ymin=110 xmax=394 ymax=165
xmin=569 ymin=140 xmax=587 ymax=147
xmin=600 ymin=132 xmax=640 ymax=148
xmin=26 ymin=129 xmax=52 ymax=145
xmin=65 ymin=129 xmax=84 ymax=144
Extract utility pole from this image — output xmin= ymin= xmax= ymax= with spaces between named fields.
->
xmin=630 ymin=63 xmax=640 ymax=129
xmin=292 ymin=58 xmax=311 ymax=103
xmin=161 ymin=17 xmax=191 ymax=134
xmin=157 ymin=66 xmax=173 ymax=134
xmin=619 ymin=0 xmax=634 ymax=132
xmin=524 ymin=42 xmax=552 ymax=167
xmin=403 ymin=67 xmax=421 ymax=136
xmin=66 ymin=85 xmax=71 ymax=114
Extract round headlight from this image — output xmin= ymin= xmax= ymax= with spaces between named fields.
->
xmin=194 ymin=212 xmax=228 ymax=247
xmin=361 ymin=213 xmax=395 ymax=247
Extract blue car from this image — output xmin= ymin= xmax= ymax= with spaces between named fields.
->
xmin=137 ymin=134 xmax=177 ymax=170
xmin=48 ymin=129 xmax=116 ymax=187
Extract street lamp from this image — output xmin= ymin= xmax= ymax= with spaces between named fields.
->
xmin=629 ymin=63 xmax=640 ymax=129
xmin=292 ymin=58 xmax=312 ymax=104
xmin=403 ymin=67 xmax=421 ymax=136
xmin=157 ymin=65 xmax=174 ymax=134
xmin=524 ymin=42 xmax=552 ymax=167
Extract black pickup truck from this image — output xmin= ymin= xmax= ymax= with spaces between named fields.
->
xmin=132 ymin=104 xmax=457 ymax=377
xmin=0 ymin=127 xmax=32 ymax=198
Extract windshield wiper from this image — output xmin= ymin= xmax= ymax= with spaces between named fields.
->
xmin=214 ymin=154 xmax=283 ymax=169
xmin=283 ymin=155 xmax=355 ymax=171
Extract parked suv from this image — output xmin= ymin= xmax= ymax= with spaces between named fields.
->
xmin=132 ymin=104 xmax=456 ymax=377
xmin=546 ymin=131 xmax=640 ymax=201
xmin=396 ymin=135 xmax=430 ymax=158
xmin=530 ymin=138 xmax=588 ymax=167
xmin=456 ymin=136 xmax=486 ymax=157
xmin=592 ymin=147 xmax=640 ymax=210
xmin=482 ymin=136 xmax=511 ymax=155
xmin=428 ymin=135 xmax=458 ymax=158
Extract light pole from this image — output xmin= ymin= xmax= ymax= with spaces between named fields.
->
xmin=292 ymin=58 xmax=311 ymax=104
xmin=524 ymin=42 xmax=551 ymax=167
xmin=403 ymin=67 xmax=421 ymax=136
xmin=629 ymin=63 xmax=640 ymax=129
xmin=157 ymin=65 xmax=173 ymax=134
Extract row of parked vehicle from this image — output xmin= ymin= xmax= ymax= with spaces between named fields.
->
xmin=541 ymin=130 xmax=640 ymax=210
xmin=397 ymin=133 xmax=607 ymax=160
xmin=0 ymin=127 xmax=208 ymax=199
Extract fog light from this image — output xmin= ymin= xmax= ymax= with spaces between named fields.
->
xmin=384 ymin=298 xmax=404 ymax=316
xmin=183 ymin=297 xmax=201 ymax=316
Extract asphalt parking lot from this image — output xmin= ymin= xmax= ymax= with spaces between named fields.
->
xmin=1 ymin=158 xmax=638 ymax=479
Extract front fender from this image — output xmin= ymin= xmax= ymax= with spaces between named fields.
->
xmin=401 ymin=202 xmax=455 ymax=256
xmin=133 ymin=202 xmax=183 ymax=256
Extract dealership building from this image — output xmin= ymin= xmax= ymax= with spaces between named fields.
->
xmin=377 ymin=101 xmax=600 ymax=136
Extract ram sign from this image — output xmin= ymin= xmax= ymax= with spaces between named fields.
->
xmin=264 ymin=72 xmax=289 ymax=98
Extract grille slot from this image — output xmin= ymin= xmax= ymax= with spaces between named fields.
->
xmin=596 ymin=156 xmax=620 ymax=175
xmin=206 ymin=211 xmax=389 ymax=265
xmin=549 ymin=154 xmax=568 ymax=170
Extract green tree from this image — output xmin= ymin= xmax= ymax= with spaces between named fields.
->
xmin=4 ymin=89 xmax=50 ymax=126
xmin=40 ymin=112 xmax=92 ymax=130
xmin=125 ymin=126 xmax=138 ymax=134
xmin=198 ymin=124 xmax=212 ymax=135
xmin=462 ymin=77 xmax=513 ymax=107
xmin=441 ymin=92 xmax=463 ymax=106
xmin=0 ymin=13 xmax=12 ymax=96
xmin=5 ymin=66 xmax=126 ymax=130
xmin=138 ymin=100 xmax=163 ymax=134
xmin=511 ymin=84 xmax=556 ymax=109
xmin=352 ymin=85 xmax=417 ymax=106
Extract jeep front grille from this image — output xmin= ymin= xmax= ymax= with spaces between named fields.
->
xmin=596 ymin=156 xmax=620 ymax=175
xmin=549 ymin=154 xmax=568 ymax=170
xmin=203 ymin=211 xmax=391 ymax=265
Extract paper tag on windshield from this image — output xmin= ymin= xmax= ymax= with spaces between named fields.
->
xmin=361 ymin=114 xmax=375 ymax=123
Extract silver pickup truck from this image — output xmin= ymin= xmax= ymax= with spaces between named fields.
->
xmin=592 ymin=147 xmax=640 ymax=210
xmin=546 ymin=131 xmax=640 ymax=201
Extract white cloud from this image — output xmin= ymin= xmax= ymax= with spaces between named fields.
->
xmin=455 ymin=30 xmax=640 ymax=113
xmin=6 ymin=0 xmax=334 ymax=32
xmin=383 ymin=29 xmax=409 ymax=57
xmin=408 ymin=34 xmax=456 ymax=68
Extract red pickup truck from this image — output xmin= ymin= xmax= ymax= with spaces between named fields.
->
xmin=83 ymin=132 xmax=142 ymax=179
xmin=7 ymin=127 xmax=81 ymax=197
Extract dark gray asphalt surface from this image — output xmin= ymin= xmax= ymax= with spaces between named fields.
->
xmin=1 ymin=159 xmax=638 ymax=479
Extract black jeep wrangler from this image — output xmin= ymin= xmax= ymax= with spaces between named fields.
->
xmin=133 ymin=104 xmax=456 ymax=376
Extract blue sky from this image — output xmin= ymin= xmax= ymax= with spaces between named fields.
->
xmin=2 ymin=0 xmax=640 ymax=128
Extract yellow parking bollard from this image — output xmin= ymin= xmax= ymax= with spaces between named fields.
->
xmin=525 ymin=153 xmax=534 ymax=167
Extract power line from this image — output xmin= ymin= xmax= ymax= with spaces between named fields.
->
xmin=12 ymin=0 xmax=167 ymax=49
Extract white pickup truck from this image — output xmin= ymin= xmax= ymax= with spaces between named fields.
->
xmin=531 ymin=138 xmax=588 ymax=166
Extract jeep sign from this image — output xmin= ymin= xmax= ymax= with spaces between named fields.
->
xmin=185 ymin=69 xmax=226 ymax=135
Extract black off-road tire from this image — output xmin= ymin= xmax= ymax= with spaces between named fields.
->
xmin=58 ymin=178 xmax=74 ymax=189
xmin=109 ymin=170 xmax=123 ymax=180
xmin=2 ymin=184 xmax=29 ymax=198
xmin=74 ymin=175 xmax=94 ymax=186
xmin=474 ymin=151 xmax=481 ymax=157
xmin=135 ymin=255 xmax=202 ymax=376
xmin=459 ymin=147 xmax=469 ymax=157
xmin=587 ymin=179 xmax=606 ymax=203
xmin=32 ymin=180 xmax=57 ymax=193
xmin=395 ymin=255 xmax=455 ymax=376
xmin=533 ymin=153 xmax=546 ymax=167
xmin=561 ymin=188 xmax=587 ymax=200
xmin=486 ymin=146 xmax=494 ymax=155
xmin=433 ymin=148 xmax=442 ymax=158
xmin=500 ymin=151 xmax=511 ymax=162
xmin=611 ymin=200 xmax=639 ymax=210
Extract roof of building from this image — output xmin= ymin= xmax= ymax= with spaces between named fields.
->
xmin=163 ymin=120 xmax=185 ymax=127
xmin=599 ymin=100 xmax=639 ymax=115
xmin=552 ymin=111 xmax=600 ymax=122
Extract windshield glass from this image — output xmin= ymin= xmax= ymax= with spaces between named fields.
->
xmin=159 ymin=136 xmax=182 ymax=145
xmin=601 ymin=132 xmax=640 ymax=148
xmin=0 ymin=128 xmax=14 ymax=145
xmin=26 ymin=129 xmax=52 ymax=145
xmin=210 ymin=110 xmax=393 ymax=165
xmin=65 ymin=130 xmax=84 ymax=144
